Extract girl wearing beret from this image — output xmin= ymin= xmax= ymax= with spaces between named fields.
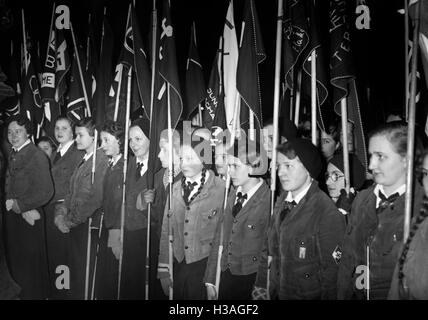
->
xmin=263 ymin=138 xmax=346 ymax=299
xmin=337 ymin=122 xmax=425 ymax=299
xmin=4 ymin=115 xmax=54 ymax=299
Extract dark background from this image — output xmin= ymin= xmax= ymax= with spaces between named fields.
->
xmin=0 ymin=0 xmax=427 ymax=134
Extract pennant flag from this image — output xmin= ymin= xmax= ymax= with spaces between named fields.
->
xmin=66 ymin=48 xmax=87 ymax=122
xmin=132 ymin=5 xmax=151 ymax=120
xmin=147 ymin=0 xmax=183 ymax=189
xmin=205 ymin=37 xmax=226 ymax=133
xmin=93 ymin=11 xmax=114 ymax=127
xmin=301 ymin=0 xmax=329 ymax=130
xmin=41 ymin=4 xmax=58 ymax=134
xmin=329 ymin=0 xmax=367 ymax=170
xmin=236 ymin=0 xmax=266 ymax=130
xmin=20 ymin=26 xmax=44 ymax=138
xmin=222 ymin=0 xmax=240 ymax=132
xmin=185 ymin=22 xmax=206 ymax=122
xmin=55 ymin=26 xmax=71 ymax=108
xmin=283 ymin=0 xmax=310 ymax=92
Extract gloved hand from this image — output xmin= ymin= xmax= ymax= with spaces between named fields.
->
xmin=252 ymin=286 xmax=268 ymax=300
xmin=336 ymin=188 xmax=356 ymax=215
xmin=160 ymin=277 xmax=172 ymax=297
xmin=22 ymin=209 xmax=41 ymax=226
xmin=5 ymin=199 xmax=13 ymax=211
xmin=6 ymin=199 xmax=20 ymax=214
xmin=108 ymin=229 xmax=122 ymax=260
xmin=206 ymin=283 xmax=217 ymax=300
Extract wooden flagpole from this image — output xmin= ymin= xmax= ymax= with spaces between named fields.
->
xmin=117 ymin=66 xmax=132 ymax=300
xmin=267 ymin=0 xmax=283 ymax=300
xmin=404 ymin=0 xmax=420 ymax=242
xmin=340 ymin=100 xmax=351 ymax=194
xmin=310 ymin=51 xmax=317 ymax=146
xmin=294 ymin=70 xmax=302 ymax=126
xmin=167 ymin=82 xmax=174 ymax=300
xmin=404 ymin=0 xmax=410 ymax=120
xmin=70 ymin=22 xmax=92 ymax=117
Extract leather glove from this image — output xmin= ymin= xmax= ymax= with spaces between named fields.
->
xmin=108 ymin=229 xmax=122 ymax=260
xmin=54 ymin=215 xmax=70 ymax=233
xmin=22 ymin=209 xmax=41 ymax=226
xmin=6 ymin=199 xmax=21 ymax=214
xmin=160 ymin=277 xmax=172 ymax=297
xmin=206 ymin=283 xmax=217 ymax=300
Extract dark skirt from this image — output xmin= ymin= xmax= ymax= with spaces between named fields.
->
xmin=44 ymin=202 xmax=72 ymax=299
xmin=173 ymin=257 xmax=208 ymax=300
xmin=218 ymin=268 xmax=257 ymax=300
xmin=3 ymin=208 xmax=49 ymax=299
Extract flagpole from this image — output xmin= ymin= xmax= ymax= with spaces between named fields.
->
xmin=100 ymin=7 xmax=107 ymax=61
xmin=167 ymin=83 xmax=174 ymax=300
xmin=145 ymin=0 xmax=157 ymax=301
xmin=90 ymin=210 xmax=104 ymax=299
xmin=117 ymin=66 xmax=132 ymax=300
xmin=294 ymin=70 xmax=302 ymax=126
xmin=340 ymin=100 xmax=351 ymax=194
xmin=86 ymin=14 xmax=91 ymax=72
xmin=310 ymin=51 xmax=317 ymax=146
xmin=268 ymin=0 xmax=283 ymax=300
xmin=21 ymin=10 xmax=28 ymax=75
xmin=113 ymin=66 xmax=123 ymax=122
xmin=214 ymin=174 xmax=230 ymax=298
xmin=404 ymin=0 xmax=420 ymax=243
xmin=404 ymin=0 xmax=410 ymax=120
xmin=70 ymin=22 xmax=92 ymax=117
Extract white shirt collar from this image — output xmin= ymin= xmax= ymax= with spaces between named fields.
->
xmin=373 ymin=183 xmax=406 ymax=208
xmin=109 ymin=154 xmax=122 ymax=167
xmin=83 ymin=151 xmax=94 ymax=162
xmin=58 ymin=140 xmax=74 ymax=157
xmin=13 ymin=139 xmax=31 ymax=152
xmin=285 ymin=181 xmax=313 ymax=204
xmin=185 ymin=170 xmax=210 ymax=187
xmin=236 ymin=179 xmax=263 ymax=205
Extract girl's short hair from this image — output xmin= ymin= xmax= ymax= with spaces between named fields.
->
xmin=7 ymin=115 xmax=33 ymax=136
xmin=55 ymin=116 xmax=75 ymax=131
xmin=369 ymin=122 xmax=408 ymax=157
xmin=75 ymin=117 xmax=96 ymax=137
xmin=101 ymin=120 xmax=125 ymax=153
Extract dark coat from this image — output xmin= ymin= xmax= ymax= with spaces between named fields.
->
xmin=4 ymin=143 xmax=54 ymax=299
xmin=49 ymin=143 xmax=84 ymax=203
xmin=337 ymin=183 xmax=425 ymax=300
xmin=204 ymin=181 xmax=271 ymax=285
xmin=102 ymin=157 xmax=124 ymax=230
xmin=266 ymin=181 xmax=345 ymax=300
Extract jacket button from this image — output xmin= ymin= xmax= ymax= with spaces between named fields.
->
xmin=233 ymin=219 xmax=237 ymax=223
xmin=184 ymin=232 xmax=188 ymax=236
xmin=209 ymin=242 xmax=212 ymax=246
xmin=185 ymin=246 xmax=188 ymax=249
xmin=228 ymin=252 xmax=231 ymax=255
xmin=185 ymin=219 xmax=189 ymax=223
xmin=305 ymin=274 xmax=310 ymax=278
xmin=227 ymin=263 xmax=231 ymax=267
xmin=186 ymin=206 xmax=190 ymax=210
xmin=231 ymin=230 xmax=235 ymax=234
xmin=229 ymin=241 xmax=232 ymax=246
xmin=252 ymin=256 xmax=257 ymax=261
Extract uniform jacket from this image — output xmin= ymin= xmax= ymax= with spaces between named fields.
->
xmin=5 ymin=143 xmax=53 ymax=212
xmin=125 ymin=157 xmax=165 ymax=231
xmin=337 ymin=183 xmax=425 ymax=300
xmin=158 ymin=170 xmax=225 ymax=279
xmin=204 ymin=182 xmax=271 ymax=285
xmin=102 ymin=157 xmax=124 ymax=230
xmin=49 ymin=143 xmax=84 ymax=203
xmin=55 ymin=149 xmax=109 ymax=227
xmin=266 ymin=181 xmax=345 ymax=300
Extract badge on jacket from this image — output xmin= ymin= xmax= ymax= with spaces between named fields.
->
xmin=299 ymin=246 xmax=306 ymax=259
xmin=332 ymin=245 xmax=342 ymax=264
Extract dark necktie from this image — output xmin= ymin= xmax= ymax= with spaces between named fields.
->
xmin=232 ymin=192 xmax=248 ymax=217
xmin=53 ymin=151 xmax=62 ymax=164
xmin=183 ymin=181 xmax=198 ymax=204
xmin=136 ymin=162 xmax=144 ymax=180
xmin=376 ymin=191 xmax=400 ymax=214
xmin=279 ymin=200 xmax=297 ymax=223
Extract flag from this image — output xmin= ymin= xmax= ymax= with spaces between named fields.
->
xmin=55 ymin=27 xmax=71 ymax=108
xmin=222 ymin=0 xmax=240 ymax=132
xmin=132 ymin=5 xmax=151 ymax=120
xmin=93 ymin=11 xmax=114 ymax=127
xmin=302 ymin=0 xmax=329 ymax=130
xmin=20 ymin=26 xmax=44 ymax=138
xmin=329 ymin=0 xmax=367 ymax=170
xmin=185 ymin=22 xmax=206 ymax=121
xmin=283 ymin=0 xmax=310 ymax=92
xmin=147 ymin=0 xmax=183 ymax=189
xmin=236 ymin=0 xmax=266 ymax=130
xmin=85 ymin=14 xmax=99 ymax=102
xmin=205 ymin=37 xmax=226 ymax=133
xmin=66 ymin=48 xmax=87 ymax=122
xmin=0 ymin=65 xmax=15 ymax=103
xmin=1 ymin=41 xmax=20 ymax=119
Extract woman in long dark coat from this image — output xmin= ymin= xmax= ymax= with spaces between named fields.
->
xmin=4 ymin=115 xmax=54 ymax=299
xmin=44 ymin=116 xmax=83 ymax=299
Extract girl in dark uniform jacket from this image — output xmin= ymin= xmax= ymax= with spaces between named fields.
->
xmin=158 ymin=127 xmax=225 ymax=300
xmin=337 ymin=122 xmax=424 ymax=300
xmin=4 ymin=115 xmax=54 ymax=299
xmin=205 ymin=138 xmax=270 ymax=300
xmin=45 ymin=116 xmax=84 ymax=299
xmin=94 ymin=121 xmax=124 ymax=299
xmin=262 ymin=138 xmax=345 ymax=300
xmin=117 ymin=118 xmax=166 ymax=299
xmin=54 ymin=117 xmax=109 ymax=299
